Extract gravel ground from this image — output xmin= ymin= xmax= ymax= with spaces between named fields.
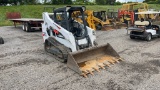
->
xmin=0 ymin=26 xmax=160 ymax=90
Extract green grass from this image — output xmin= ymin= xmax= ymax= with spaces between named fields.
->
xmin=0 ymin=4 xmax=160 ymax=26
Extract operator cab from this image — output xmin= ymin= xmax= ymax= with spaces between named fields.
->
xmin=69 ymin=18 xmax=85 ymax=37
xmin=53 ymin=6 xmax=87 ymax=39
xmin=53 ymin=6 xmax=92 ymax=49
xmin=93 ymin=11 xmax=106 ymax=21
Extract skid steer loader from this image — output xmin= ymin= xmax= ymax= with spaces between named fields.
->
xmin=0 ymin=37 xmax=4 ymax=44
xmin=42 ymin=6 xmax=123 ymax=77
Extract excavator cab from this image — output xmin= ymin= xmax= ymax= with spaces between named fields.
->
xmin=93 ymin=11 xmax=107 ymax=22
xmin=107 ymin=9 xmax=118 ymax=19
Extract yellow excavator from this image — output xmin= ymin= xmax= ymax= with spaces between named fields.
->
xmin=72 ymin=10 xmax=117 ymax=30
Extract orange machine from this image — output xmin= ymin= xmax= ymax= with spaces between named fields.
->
xmin=118 ymin=3 xmax=148 ymax=25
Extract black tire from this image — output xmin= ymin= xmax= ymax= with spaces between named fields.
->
xmin=146 ymin=33 xmax=152 ymax=41
xmin=130 ymin=31 xmax=135 ymax=39
xmin=25 ymin=23 xmax=31 ymax=32
xmin=0 ymin=37 xmax=4 ymax=44
xmin=130 ymin=35 xmax=135 ymax=39
xmin=22 ymin=23 xmax=26 ymax=31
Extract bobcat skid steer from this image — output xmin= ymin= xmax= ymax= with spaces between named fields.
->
xmin=42 ymin=6 xmax=123 ymax=77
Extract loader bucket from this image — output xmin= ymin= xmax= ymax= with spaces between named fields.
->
xmin=67 ymin=43 xmax=123 ymax=77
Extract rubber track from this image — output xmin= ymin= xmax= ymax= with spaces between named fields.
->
xmin=47 ymin=37 xmax=69 ymax=62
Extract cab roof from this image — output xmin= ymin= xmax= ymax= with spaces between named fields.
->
xmin=53 ymin=6 xmax=86 ymax=13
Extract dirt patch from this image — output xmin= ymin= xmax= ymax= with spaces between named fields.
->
xmin=120 ymin=62 xmax=159 ymax=74
xmin=149 ymin=60 xmax=160 ymax=67
xmin=0 ymin=58 xmax=51 ymax=71
xmin=106 ymin=79 xmax=129 ymax=90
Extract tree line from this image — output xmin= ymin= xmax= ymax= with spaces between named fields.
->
xmin=143 ymin=0 xmax=160 ymax=4
xmin=0 ymin=0 xmax=117 ymax=5
xmin=0 ymin=0 xmax=38 ymax=5
xmin=0 ymin=0 xmax=159 ymax=5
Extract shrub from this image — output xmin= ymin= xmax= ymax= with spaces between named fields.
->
xmin=114 ymin=1 xmax=122 ymax=5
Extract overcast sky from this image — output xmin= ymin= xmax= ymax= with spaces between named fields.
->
xmin=116 ymin=0 xmax=144 ymax=2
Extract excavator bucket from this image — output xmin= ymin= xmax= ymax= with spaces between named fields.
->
xmin=67 ymin=43 xmax=123 ymax=77
xmin=101 ymin=25 xmax=115 ymax=30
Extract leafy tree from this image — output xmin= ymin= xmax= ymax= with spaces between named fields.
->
xmin=77 ymin=0 xmax=85 ymax=2
xmin=11 ymin=0 xmax=23 ymax=5
xmin=145 ymin=0 xmax=159 ymax=4
xmin=108 ymin=0 xmax=116 ymax=5
xmin=0 ymin=0 xmax=9 ymax=4
xmin=96 ymin=0 xmax=106 ymax=5
xmin=51 ymin=0 xmax=72 ymax=4
xmin=157 ymin=0 xmax=160 ymax=3
xmin=114 ymin=1 xmax=121 ymax=5
xmin=96 ymin=0 xmax=116 ymax=5
xmin=143 ymin=0 xmax=157 ymax=3
xmin=51 ymin=0 xmax=59 ymax=4
xmin=64 ymin=0 xmax=72 ymax=4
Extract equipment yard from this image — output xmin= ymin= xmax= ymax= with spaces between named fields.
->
xmin=0 ymin=26 xmax=160 ymax=90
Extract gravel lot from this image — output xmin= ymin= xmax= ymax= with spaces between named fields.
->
xmin=0 ymin=26 xmax=160 ymax=90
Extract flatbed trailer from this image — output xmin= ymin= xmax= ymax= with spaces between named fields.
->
xmin=9 ymin=18 xmax=43 ymax=32
xmin=7 ymin=12 xmax=43 ymax=32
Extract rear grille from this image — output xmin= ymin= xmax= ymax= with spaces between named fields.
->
xmin=131 ymin=31 xmax=144 ymax=35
